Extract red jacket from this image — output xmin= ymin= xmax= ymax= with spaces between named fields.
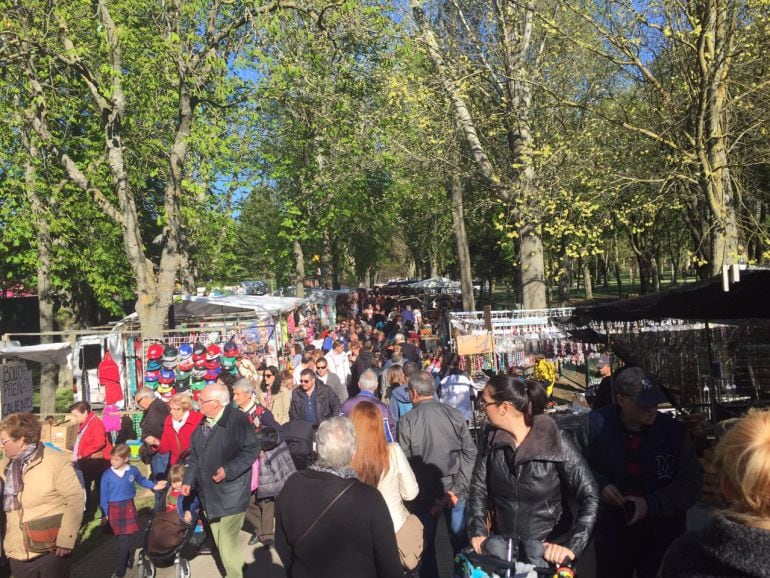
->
xmin=157 ymin=410 xmax=204 ymax=465
xmin=75 ymin=412 xmax=112 ymax=460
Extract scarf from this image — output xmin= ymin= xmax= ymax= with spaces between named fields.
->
xmin=172 ymin=411 xmax=190 ymax=433
xmin=4 ymin=444 xmax=40 ymax=512
xmin=309 ymin=463 xmax=359 ymax=479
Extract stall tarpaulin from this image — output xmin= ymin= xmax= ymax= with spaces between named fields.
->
xmin=0 ymin=342 xmax=72 ymax=365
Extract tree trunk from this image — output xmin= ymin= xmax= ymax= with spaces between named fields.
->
xmin=520 ymin=223 xmax=547 ymax=309
xmin=293 ymin=239 xmax=305 ymax=298
xmin=450 ymin=172 xmax=475 ymax=311
xmin=557 ymin=240 xmax=570 ymax=306
xmin=582 ymin=260 xmax=593 ymax=300
xmin=23 ymin=144 xmax=58 ymax=413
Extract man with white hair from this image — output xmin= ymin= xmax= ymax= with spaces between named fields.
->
xmin=182 ymin=383 xmax=260 ymax=578
xmin=275 ymin=417 xmax=402 ymax=578
xmin=394 ymin=332 xmax=421 ymax=364
xmin=341 ymin=369 xmax=396 ymax=442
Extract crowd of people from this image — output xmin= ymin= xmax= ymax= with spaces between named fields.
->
xmin=0 ymin=298 xmax=768 ymax=578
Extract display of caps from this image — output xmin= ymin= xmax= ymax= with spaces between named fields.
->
xmin=192 ymin=367 xmax=207 ymax=380
xmin=190 ymin=379 xmax=206 ymax=391
xmin=156 ymin=386 xmax=174 ymax=402
xmin=178 ymin=359 xmax=194 ymax=372
xmin=147 ymin=359 xmax=163 ymax=371
xmin=192 ymin=352 xmax=206 ymax=363
xmin=163 ymin=345 xmax=178 ymax=362
xmin=175 ymin=379 xmax=190 ymax=393
xmin=226 ymin=366 xmax=240 ymax=377
xmin=162 ymin=358 xmax=178 ymax=369
xmin=223 ymin=342 xmax=239 ymax=357
xmin=147 ymin=343 xmax=164 ymax=360
xmin=222 ymin=356 xmax=237 ymax=370
xmin=176 ymin=369 xmax=191 ymax=381
xmin=144 ymin=369 xmax=160 ymax=383
xmin=206 ymin=344 xmax=222 ymax=360
xmin=193 ymin=358 xmax=207 ymax=369
xmin=159 ymin=368 xmax=176 ymax=384
xmin=193 ymin=342 xmax=206 ymax=355
xmin=204 ymin=368 xmax=221 ymax=381
xmin=205 ymin=358 xmax=221 ymax=370
xmin=178 ymin=343 xmax=193 ymax=359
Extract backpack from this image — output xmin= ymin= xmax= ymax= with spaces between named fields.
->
xmin=281 ymin=420 xmax=315 ymax=470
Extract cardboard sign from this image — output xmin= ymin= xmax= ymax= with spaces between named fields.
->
xmin=1 ymin=362 xmax=34 ymax=418
xmin=456 ymin=334 xmax=495 ymax=356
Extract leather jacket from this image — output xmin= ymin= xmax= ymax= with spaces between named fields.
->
xmin=467 ymin=414 xmax=599 ymax=557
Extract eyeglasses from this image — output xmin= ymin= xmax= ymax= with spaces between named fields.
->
xmin=0 ymin=438 xmax=17 ymax=446
xmin=300 ymin=379 xmax=313 ymax=384
xmin=478 ymin=399 xmax=502 ymax=410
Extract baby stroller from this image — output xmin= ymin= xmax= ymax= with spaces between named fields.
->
xmin=455 ymin=536 xmax=576 ymax=578
xmin=137 ymin=506 xmax=212 ymax=578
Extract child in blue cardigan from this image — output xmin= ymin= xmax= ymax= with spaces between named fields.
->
xmin=101 ymin=444 xmax=166 ymax=578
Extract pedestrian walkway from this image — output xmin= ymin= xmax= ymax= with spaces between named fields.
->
xmin=72 ymin=515 xmax=457 ymax=578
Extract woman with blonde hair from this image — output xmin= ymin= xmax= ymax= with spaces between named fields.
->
xmin=350 ymin=401 xmax=419 ymax=534
xmin=660 ymin=409 xmax=770 ymax=577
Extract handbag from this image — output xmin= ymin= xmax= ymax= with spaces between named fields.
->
xmin=396 ymin=513 xmax=424 ymax=571
xmin=22 ymin=513 xmax=63 ymax=553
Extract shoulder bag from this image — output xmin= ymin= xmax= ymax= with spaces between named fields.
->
xmin=22 ymin=513 xmax=63 ymax=553
xmin=396 ymin=513 xmax=424 ymax=570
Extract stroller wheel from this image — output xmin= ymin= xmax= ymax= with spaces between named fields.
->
xmin=175 ymin=557 xmax=191 ymax=578
xmin=138 ymin=553 xmax=156 ymax=578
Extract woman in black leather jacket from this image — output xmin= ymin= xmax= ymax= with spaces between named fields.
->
xmin=468 ymin=375 xmax=599 ymax=566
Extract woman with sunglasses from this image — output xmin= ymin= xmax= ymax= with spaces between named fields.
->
xmin=468 ymin=375 xmax=598 ymax=568
xmin=257 ymin=365 xmax=291 ymax=424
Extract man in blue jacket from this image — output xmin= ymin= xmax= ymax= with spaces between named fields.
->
xmin=577 ymin=367 xmax=702 ymax=578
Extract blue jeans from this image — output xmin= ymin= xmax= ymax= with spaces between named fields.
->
xmin=416 ymin=498 xmax=468 ymax=578
xmin=150 ymin=452 xmax=169 ymax=512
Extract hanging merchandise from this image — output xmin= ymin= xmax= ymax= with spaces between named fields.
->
xmin=98 ymin=351 xmax=124 ymax=404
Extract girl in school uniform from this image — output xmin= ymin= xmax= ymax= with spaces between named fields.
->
xmin=101 ymin=444 xmax=166 ymax=578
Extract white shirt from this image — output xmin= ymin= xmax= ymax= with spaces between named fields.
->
xmin=377 ymin=444 xmax=419 ymax=532
xmin=327 ymin=350 xmax=351 ymax=385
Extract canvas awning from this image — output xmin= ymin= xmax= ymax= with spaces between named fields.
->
xmin=0 ymin=342 xmax=72 ymax=365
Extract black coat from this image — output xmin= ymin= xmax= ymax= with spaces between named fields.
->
xmin=275 ymin=468 xmax=403 ymax=578
xmin=659 ymin=515 xmax=770 ymax=578
xmin=140 ymin=398 xmax=170 ymax=439
xmin=467 ymin=415 xmax=599 ymax=558
xmin=184 ymin=404 xmax=260 ymax=519
xmin=288 ymin=382 xmax=342 ymax=426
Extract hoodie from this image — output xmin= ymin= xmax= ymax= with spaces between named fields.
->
xmin=388 ymin=384 xmax=413 ymax=428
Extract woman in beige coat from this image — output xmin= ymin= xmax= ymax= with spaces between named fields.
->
xmin=0 ymin=412 xmax=84 ymax=577
xmin=256 ymin=366 xmax=292 ymax=424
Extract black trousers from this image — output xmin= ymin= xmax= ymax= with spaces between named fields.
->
xmin=10 ymin=553 xmax=73 ymax=578
xmin=595 ymin=517 xmax=668 ymax=578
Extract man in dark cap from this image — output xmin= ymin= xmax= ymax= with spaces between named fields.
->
xmin=589 ymin=355 xmax=613 ymax=409
xmin=577 ymin=367 xmax=703 ymax=578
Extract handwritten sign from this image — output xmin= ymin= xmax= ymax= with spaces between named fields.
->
xmin=1 ymin=362 xmax=34 ymax=417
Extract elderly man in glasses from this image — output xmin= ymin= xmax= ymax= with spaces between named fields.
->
xmin=182 ymin=383 xmax=260 ymax=578
xmin=288 ymin=368 xmax=342 ymax=428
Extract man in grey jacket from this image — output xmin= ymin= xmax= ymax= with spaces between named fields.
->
xmin=398 ymin=370 xmax=477 ymax=578
xmin=182 ymin=384 xmax=260 ymax=578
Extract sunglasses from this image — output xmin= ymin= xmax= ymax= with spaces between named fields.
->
xmin=264 ymin=373 xmax=274 ymax=378
xmin=316 ymin=365 xmax=327 ymax=369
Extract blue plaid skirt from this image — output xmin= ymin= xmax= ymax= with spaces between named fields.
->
xmin=108 ymin=498 xmax=140 ymax=535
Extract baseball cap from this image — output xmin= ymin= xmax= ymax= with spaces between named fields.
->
xmin=596 ymin=356 xmax=610 ymax=369
xmin=147 ymin=343 xmax=164 ymax=360
xmin=178 ymin=343 xmax=193 ymax=359
xmin=614 ymin=367 xmax=665 ymax=408
xmin=223 ymin=342 xmax=239 ymax=357
xmin=159 ymin=368 xmax=176 ymax=384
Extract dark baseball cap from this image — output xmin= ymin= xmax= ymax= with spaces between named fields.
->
xmin=596 ymin=355 xmax=610 ymax=369
xmin=614 ymin=367 xmax=665 ymax=408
